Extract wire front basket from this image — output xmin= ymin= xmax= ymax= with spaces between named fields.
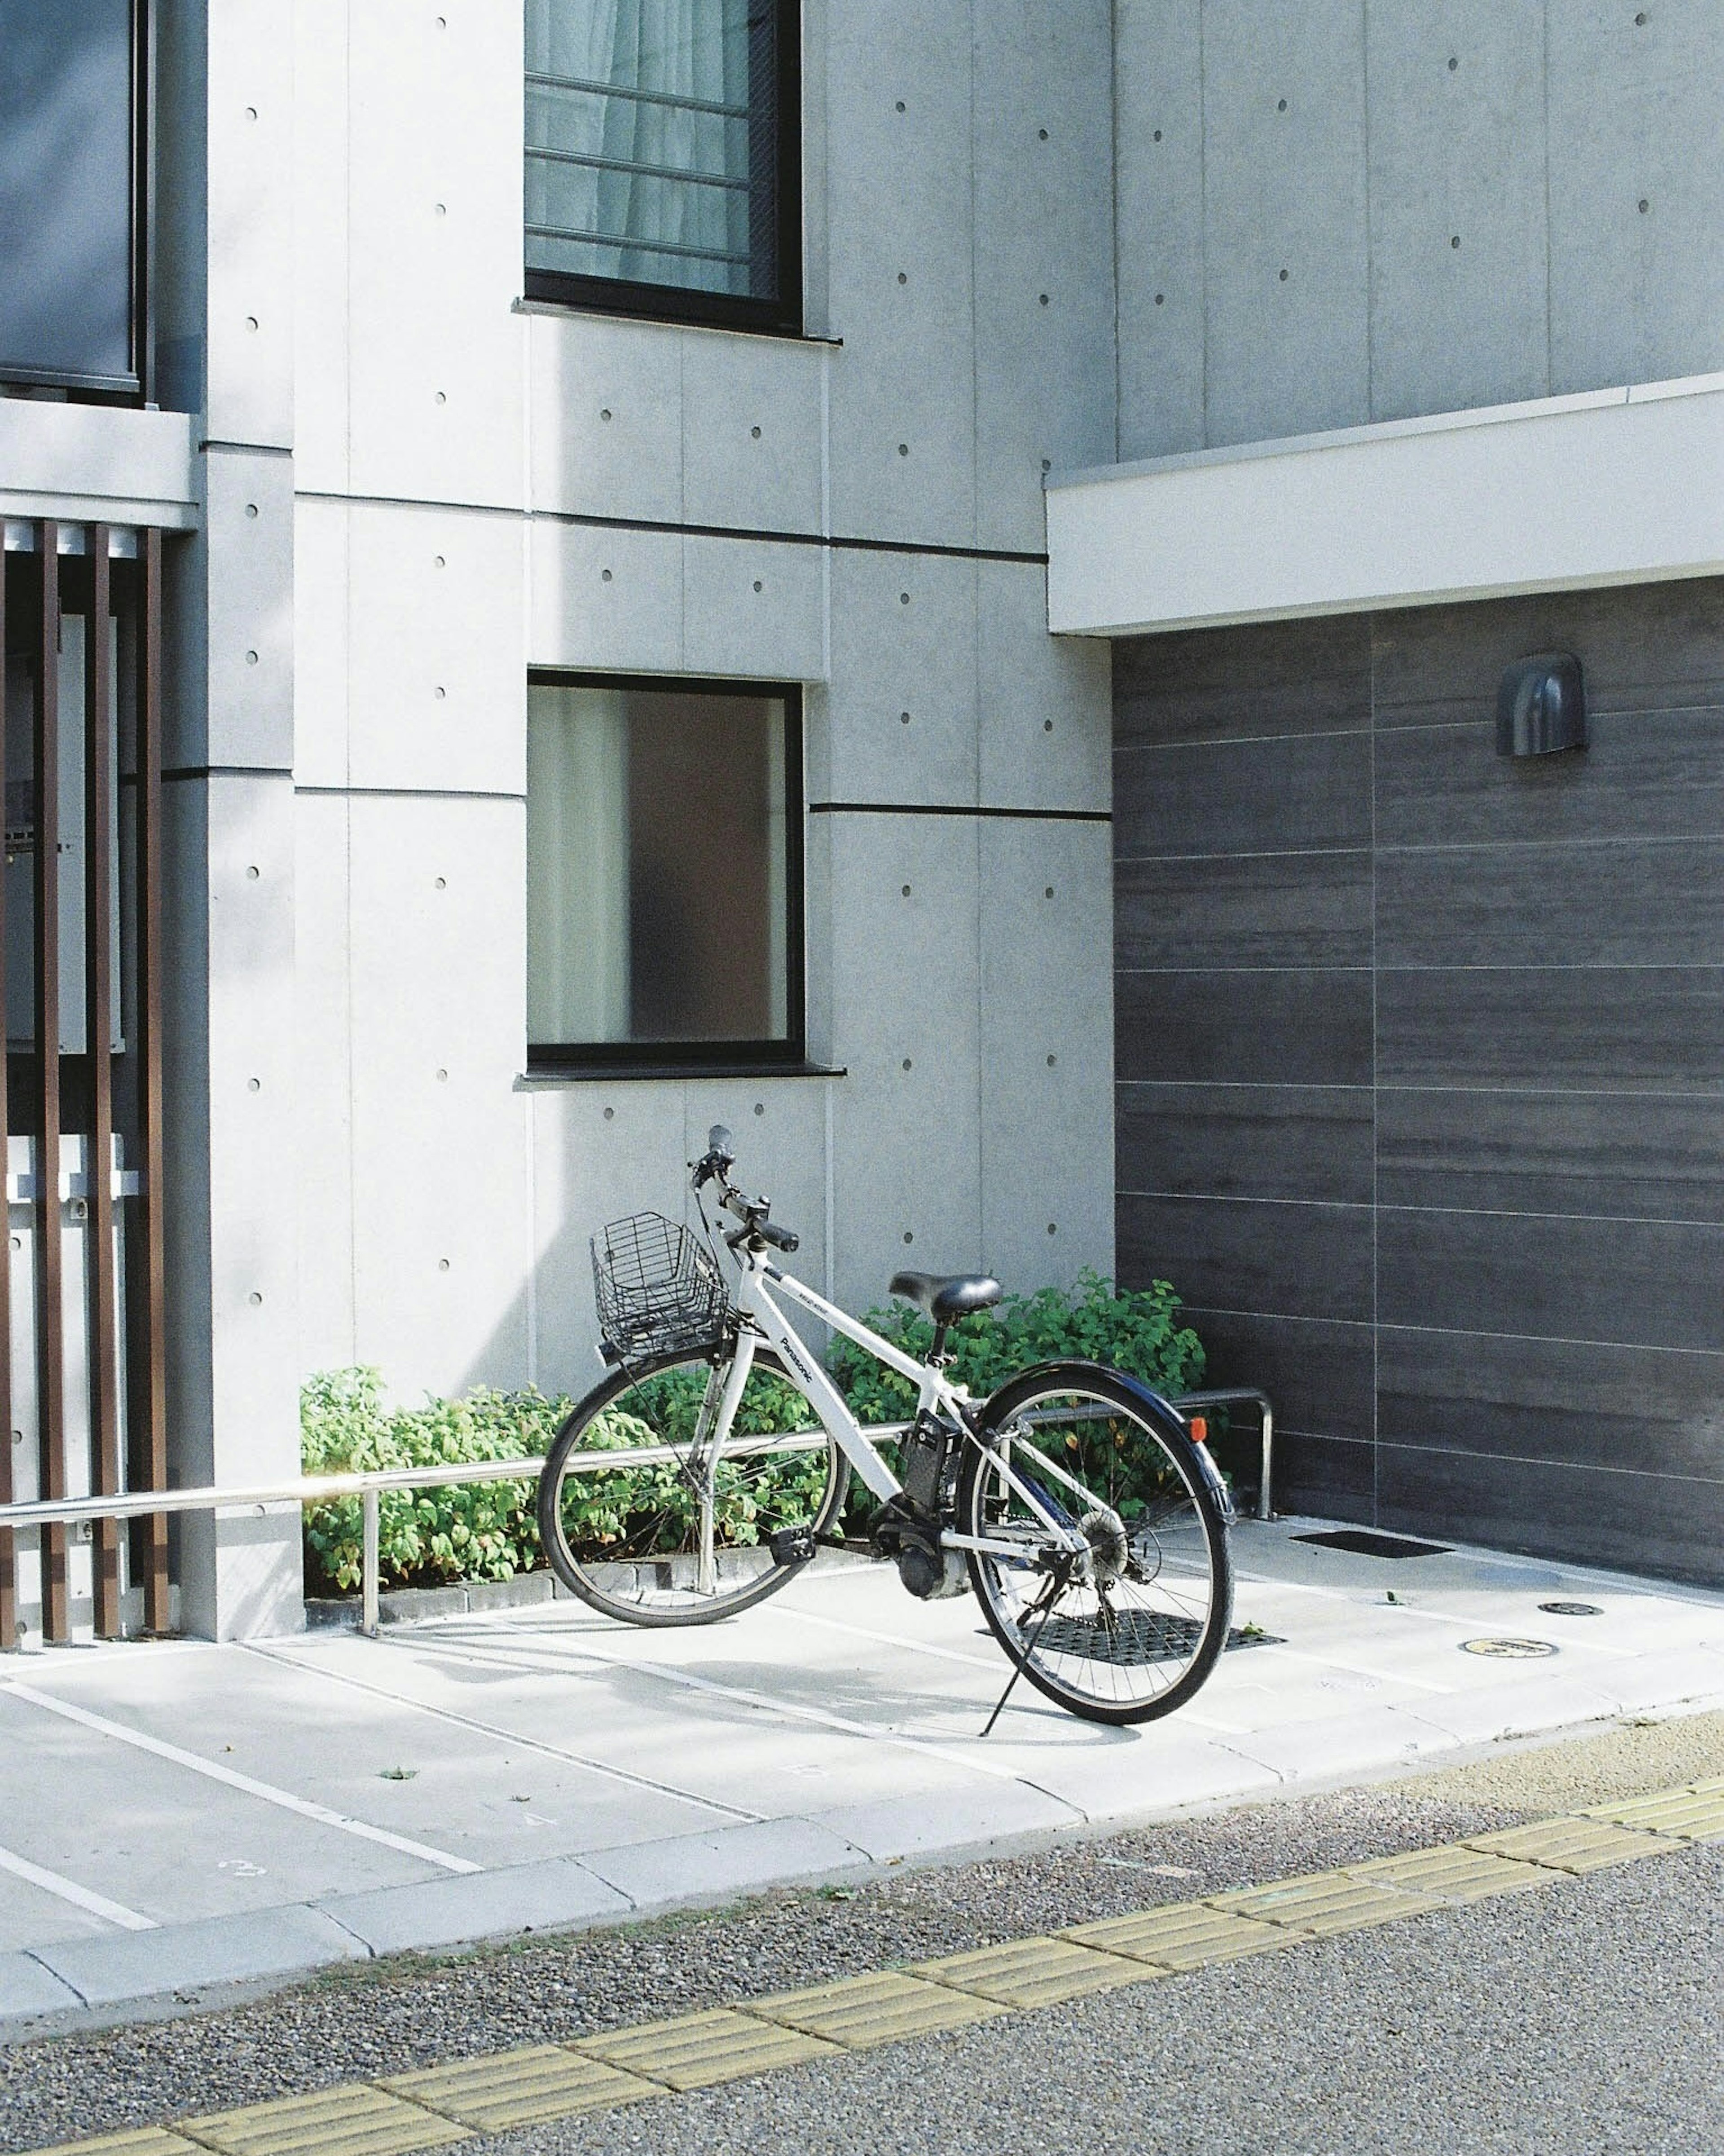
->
xmin=591 ymin=1212 xmax=729 ymax=1359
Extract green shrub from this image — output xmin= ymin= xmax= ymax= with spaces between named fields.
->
xmin=300 ymin=1271 xmax=1206 ymax=1595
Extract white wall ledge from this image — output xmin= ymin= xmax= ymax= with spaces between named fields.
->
xmin=1046 ymin=371 xmax=1724 ymax=637
xmin=0 ymin=398 xmax=199 ymax=531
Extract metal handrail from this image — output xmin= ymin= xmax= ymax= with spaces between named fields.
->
xmin=0 ymin=1389 xmax=1271 ymax=1639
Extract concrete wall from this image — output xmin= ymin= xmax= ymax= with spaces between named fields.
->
xmin=1115 ymin=0 xmax=1724 ymax=459
xmin=287 ymin=0 xmax=1118 ymax=1437
xmin=1113 ymin=586 xmax=1724 ymax=1586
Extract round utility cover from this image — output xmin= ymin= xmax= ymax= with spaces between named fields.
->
xmin=1538 ymin=1600 xmax=1604 ymax=1617
xmin=1460 ymin=1636 xmax=1557 ymax=1658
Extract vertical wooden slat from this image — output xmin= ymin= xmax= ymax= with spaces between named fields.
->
xmin=129 ymin=527 xmax=168 ymax=1631
xmin=86 ymin=531 xmax=122 ymax=1639
xmin=0 ymin=545 xmax=13 ymax=1653
xmin=34 ymin=525 xmax=67 ymax=1644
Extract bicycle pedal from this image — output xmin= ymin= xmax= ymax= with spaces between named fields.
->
xmin=769 ymin=1525 xmax=817 ymax=1568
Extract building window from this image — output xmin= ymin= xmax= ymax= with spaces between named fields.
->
xmin=524 ymin=0 xmax=800 ymax=334
xmin=0 ymin=0 xmax=148 ymax=397
xmin=527 ymin=676 xmax=803 ymax=1068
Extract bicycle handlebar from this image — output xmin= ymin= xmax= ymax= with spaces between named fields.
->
xmin=692 ymin=1125 xmax=799 ymax=1252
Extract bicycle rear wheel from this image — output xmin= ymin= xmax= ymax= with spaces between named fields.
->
xmin=537 ymin=1343 xmax=844 ymax=1626
xmin=959 ymin=1360 xmax=1233 ymax=1724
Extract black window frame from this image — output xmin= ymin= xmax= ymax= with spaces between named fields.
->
xmin=0 ymin=0 xmax=153 ymax=403
xmin=522 ymin=0 xmax=802 ymax=339
xmin=525 ymin=670 xmax=807 ymax=1078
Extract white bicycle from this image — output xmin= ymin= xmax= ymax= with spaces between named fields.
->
xmin=537 ymin=1127 xmax=1235 ymax=1726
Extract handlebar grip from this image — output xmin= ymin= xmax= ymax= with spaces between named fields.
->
xmin=758 ymin=1221 xmax=799 ymax=1252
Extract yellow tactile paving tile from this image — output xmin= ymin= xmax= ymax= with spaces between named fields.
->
xmin=31 ymin=2133 xmax=203 ymax=2156
xmin=1581 ymin=1786 xmax=1724 ymax=1843
xmin=1062 ymin=1900 xmax=1285 ymax=1971
xmin=576 ymin=2006 xmax=838 ymax=2092
xmin=380 ymin=2044 xmax=655 ymax=2131
xmin=1466 ymin=1817 xmax=1680 ymax=1875
xmin=180 ymin=2087 xmax=464 ymax=2156
xmin=1687 ymin=1774 xmax=1724 ymax=1797
xmin=1341 ymin=1845 xmax=1549 ymax=1905
xmin=915 ymin=1934 xmax=1160 ymax=2010
xmin=1208 ymin=1870 xmax=1445 ymax=1936
xmin=750 ymin=1968 xmax=1007 ymax=2048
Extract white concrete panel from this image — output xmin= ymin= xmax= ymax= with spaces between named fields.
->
xmin=1366 ymin=1 xmax=1548 ymax=424
xmin=529 ymin=519 xmax=684 ymax=675
xmin=680 ymin=1080 xmax=831 ymax=1306
xmin=681 ymin=329 xmax=827 ymax=535
xmin=1201 ymin=0 xmax=1370 ymax=446
xmin=293 ymin=793 xmax=355 ymax=1374
xmin=346 ymin=1 xmax=527 ymax=508
xmin=1047 ymin=374 xmax=1724 ymax=635
xmin=204 ymin=448 xmax=295 ymax=768
xmin=976 ymin=558 xmax=1110 ymax=811
xmin=204 ymin=3 xmax=295 ymax=449
xmin=528 ymin=313 xmax=684 ymax=525
xmin=292 ymin=0 xmax=351 ymax=494
xmin=977 ymin=818 xmax=1113 ymax=1296
xmin=0 ymin=403 xmax=197 ymax=529
xmin=824 ymin=551 xmax=978 ymax=805
xmin=680 ymin=536 xmax=826 ymax=684
xmin=1548 ymin=0 xmax=1724 ymax=396
xmin=345 ymin=504 xmax=528 ymax=796
xmin=528 ymin=1082 xmax=692 ymax=1399
xmin=971 ymin=1 xmax=1116 ymax=553
xmin=823 ymin=2 xmax=976 ymax=547
xmin=291 ymin=498 xmax=350 ymax=790
xmin=1116 ymin=0 xmax=1205 ymax=460
xmin=347 ymin=795 xmax=532 ymax=1397
xmin=825 ymin=815 xmax=982 ymax=1318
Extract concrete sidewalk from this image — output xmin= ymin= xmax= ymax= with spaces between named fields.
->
xmin=3 ymin=1517 xmax=1722 ymax=2034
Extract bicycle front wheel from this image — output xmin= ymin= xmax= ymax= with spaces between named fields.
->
xmin=537 ymin=1343 xmax=845 ymax=1626
xmin=959 ymin=1361 xmax=1233 ymax=1724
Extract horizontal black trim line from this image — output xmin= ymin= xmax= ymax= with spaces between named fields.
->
xmin=291 ymin=490 xmax=1047 ymax=566
xmin=161 ymin=765 xmax=294 ymax=783
xmin=519 ymin=1062 xmax=846 ymax=1086
xmin=810 ymin=802 xmax=1109 ymax=822
xmin=295 ymin=784 xmax=526 ymax=803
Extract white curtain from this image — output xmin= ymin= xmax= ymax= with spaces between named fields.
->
xmin=526 ymin=683 xmax=632 ymax=1045
xmin=526 ymin=0 xmax=755 ymax=294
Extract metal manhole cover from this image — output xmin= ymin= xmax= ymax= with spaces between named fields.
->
xmin=1538 ymin=1600 xmax=1603 ymax=1617
xmin=1460 ymin=1636 xmax=1557 ymax=1658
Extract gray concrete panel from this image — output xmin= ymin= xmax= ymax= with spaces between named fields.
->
xmin=1116 ymin=0 xmax=1206 ymax=461
xmin=528 ymin=313 xmax=685 ymax=526
xmin=293 ymin=793 xmax=357 ymax=1376
xmin=1365 ymin=0 xmax=1549 ymax=423
xmin=824 ymin=551 xmax=979 ymax=806
xmin=678 ymin=1080 xmax=832 ymax=1305
xmin=291 ymin=498 xmax=350 ymax=789
xmin=825 ymin=815 xmax=983 ymax=1315
xmin=529 ymin=520 xmax=684 ymax=676
xmin=1201 ymin=0 xmax=1370 ymax=446
xmin=204 ymin=5 xmax=295 ymax=450
xmin=822 ymin=0 xmax=977 ymax=547
xmin=292 ymin=0 xmax=352 ymax=494
xmin=345 ymin=1 xmax=527 ymax=510
xmin=977 ymin=818 xmax=1113 ymax=1294
xmin=345 ymin=794 xmax=532 ymax=1397
xmin=204 ymin=448 xmax=295 ymax=769
xmin=681 ymin=331 xmax=827 ymax=536
xmin=976 ymin=562 xmax=1112 ymax=814
xmin=971 ymin=1 xmax=1115 ymax=552
xmin=1548 ymin=0 xmax=1724 ymax=396
xmin=344 ymin=503 xmax=528 ymax=796
xmin=680 ymin=536 xmax=827 ymax=685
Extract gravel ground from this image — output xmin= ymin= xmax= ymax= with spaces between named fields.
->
xmin=501 ymin=1847 xmax=1724 ymax=2156
xmin=1 ymin=1710 xmax=1720 ymax=2152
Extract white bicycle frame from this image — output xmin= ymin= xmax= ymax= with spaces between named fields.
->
xmin=682 ymin=1239 xmax=1099 ymax=1591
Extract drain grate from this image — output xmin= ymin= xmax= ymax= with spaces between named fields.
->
xmin=1294 ymin=1530 xmax=1452 ymax=1559
xmin=1016 ymin=1612 xmax=1283 ymax=1667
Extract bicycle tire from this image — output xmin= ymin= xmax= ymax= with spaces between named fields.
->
xmin=959 ymin=1359 xmax=1234 ymax=1725
xmin=537 ymin=1342 xmax=845 ymax=1627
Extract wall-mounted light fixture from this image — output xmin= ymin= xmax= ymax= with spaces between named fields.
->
xmin=1498 ymin=653 xmax=1586 ymax=757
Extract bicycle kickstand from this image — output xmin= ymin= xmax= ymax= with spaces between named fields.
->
xmin=980 ymin=1551 xmax=1076 ymax=1739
